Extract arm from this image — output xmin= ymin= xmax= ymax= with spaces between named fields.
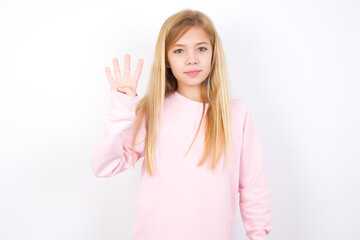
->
xmin=238 ymin=104 xmax=273 ymax=240
xmin=91 ymin=89 xmax=146 ymax=177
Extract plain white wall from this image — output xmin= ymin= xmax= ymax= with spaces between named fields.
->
xmin=1 ymin=0 xmax=359 ymax=239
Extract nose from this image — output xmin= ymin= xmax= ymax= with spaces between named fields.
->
xmin=185 ymin=51 xmax=199 ymax=65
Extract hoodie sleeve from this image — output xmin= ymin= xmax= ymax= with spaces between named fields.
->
xmin=238 ymin=103 xmax=273 ymax=240
xmin=91 ymin=89 xmax=146 ymax=177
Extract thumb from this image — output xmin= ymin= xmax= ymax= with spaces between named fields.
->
xmin=117 ymin=87 xmax=126 ymax=94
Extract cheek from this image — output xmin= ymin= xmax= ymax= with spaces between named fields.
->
xmin=167 ymin=53 xmax=174 ymax=67
xmin=201 ymin=52 xmax=212 ymax=62
xmin=202 ymin=55 xmax=212 ymax=69
xmin=170 ymin=61 xmax=182 ymax=73
xmin=167 ymin=56 xmax=176 ymax=69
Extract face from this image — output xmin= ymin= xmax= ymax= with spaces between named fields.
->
xmin=167 ymin=26 xmax=212 ymax=92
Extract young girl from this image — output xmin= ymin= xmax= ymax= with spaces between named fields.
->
xmin=91 ymin=9 xmax=273 ymax=240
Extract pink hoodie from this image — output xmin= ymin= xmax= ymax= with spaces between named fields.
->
xmin=91 ymin=89 xmax=273 ymax=240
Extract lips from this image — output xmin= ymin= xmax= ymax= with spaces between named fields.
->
xmin=185 ymin=70 xmax=201 ymax=73
xmin=185 ymin=70 xmax=201 ymax=77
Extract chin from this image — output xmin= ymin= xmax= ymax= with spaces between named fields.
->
xmin=180 ymin=80 xmax=206 ymax=87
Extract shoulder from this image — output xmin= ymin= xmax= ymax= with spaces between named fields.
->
xmin=229 ymin=97 xmax=249 ymax=135
xmin=231 ymin=97 xmax=248 ymax=117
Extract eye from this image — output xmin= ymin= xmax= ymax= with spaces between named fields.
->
xmin=174 ymin=49 xmax=184 ymax=54
xmin=174 ymin=47 xmax=207 ymax=54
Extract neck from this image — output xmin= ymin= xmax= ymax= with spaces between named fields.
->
xmin=177 ymin=84 xmax=208 ymax=103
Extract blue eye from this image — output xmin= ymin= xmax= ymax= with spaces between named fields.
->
xmin=198 ymin=47 xmax=207 ymax=51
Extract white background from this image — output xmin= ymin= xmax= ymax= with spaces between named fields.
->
xmin=1 ymin=0 xmax=359 ymax=239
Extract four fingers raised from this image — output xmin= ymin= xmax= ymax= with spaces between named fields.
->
xmin=104 ymin=54 xmax=144 ymax=93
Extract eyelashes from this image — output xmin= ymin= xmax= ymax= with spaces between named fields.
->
xmin=173 ymin=47 xmax=207 ymax=54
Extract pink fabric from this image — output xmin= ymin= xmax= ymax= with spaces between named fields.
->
xmin=91 ymin=89 xmax=273 ymax=240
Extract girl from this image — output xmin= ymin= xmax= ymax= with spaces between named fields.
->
xmin=91 ymin=9 xmax=273 ymax=240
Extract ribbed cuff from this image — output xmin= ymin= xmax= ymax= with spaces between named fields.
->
xmin=107 ymin=89 xmax=139 ymax=118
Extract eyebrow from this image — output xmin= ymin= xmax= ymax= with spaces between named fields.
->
xmin=173 ymin=41 xmax=210 ymax=47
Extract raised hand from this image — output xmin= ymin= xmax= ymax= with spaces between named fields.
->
xmin=105 ymin=54 xmax=144 ymax=97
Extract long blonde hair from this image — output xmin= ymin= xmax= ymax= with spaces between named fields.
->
xmin=128 ymin=9 xmax=232 ymax=176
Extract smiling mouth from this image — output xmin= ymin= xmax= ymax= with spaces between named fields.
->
xmin=185 ymin=70 xmax=201 ymax=77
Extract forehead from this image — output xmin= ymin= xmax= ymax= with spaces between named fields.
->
xmin=174 ymin=26 xmax=210 ymax=45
